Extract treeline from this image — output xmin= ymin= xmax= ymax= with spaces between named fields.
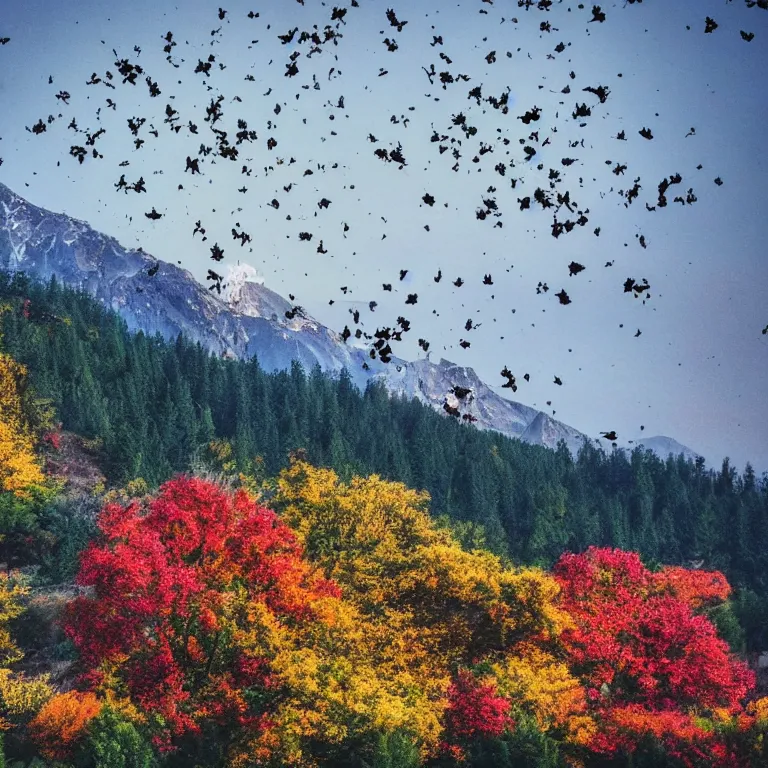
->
xmin=2 ymin=270 xmax=768 ymax=648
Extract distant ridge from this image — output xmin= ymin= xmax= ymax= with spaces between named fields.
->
xmin=0 ymin=181 xmax=700 ymax=460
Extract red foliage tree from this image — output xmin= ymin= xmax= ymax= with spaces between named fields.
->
xmin=442 ymin=669 xmax=513 ymax=749
xmin=64 ymin=476 xmax=340 ymax=750
xmin=553 ymin=547 xmax=755 ymax=766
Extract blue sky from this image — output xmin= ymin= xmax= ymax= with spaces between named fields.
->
xmin=0 ymin=0 xmax=767 ymax=472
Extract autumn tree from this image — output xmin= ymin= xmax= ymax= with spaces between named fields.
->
xmin=0 ymin=352 xmax=55 ymax=571
xmin=29 ymin=691 xmax=102 ymax=762
xmin=0 ymin=574 xmax=54 ymax=758
xmin=271 ymin=460 xmax=594 ymax=760
xmin=63 ymin=475 xmax=447 ymax=766
xmin=0 ymin=354 xmax=46 ymax=497
xmin=553 ymin=547 xmax=756 ymax=766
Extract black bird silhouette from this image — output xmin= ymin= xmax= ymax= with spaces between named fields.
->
xmin=600 ymin=431 xmax=618 ymax=441
xmin=500 ymin=366 xmax=517 ymax=391
xmin=590 ymin=5 xmax=606 ymax=23
xmin=705 ymin=17 xmax=718 ymax=34
xmin=583 ymin=84 xmax=610 ymax=103
xmin=386 ymin=9 xmax=408 ymax=33
xmin=144 ymin=208 xmax=162 ymax=220
xmin=624 ymin=277 xmax=651 ymax=296
xmin=741 ymin=31 xmax=755 ymax=42
xmin=207 ymin=269 xmax=223 ymax=293
xmin=278 ymin=27 xmax=299 ymax=44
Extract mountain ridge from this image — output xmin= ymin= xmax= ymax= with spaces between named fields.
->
xmin=0 ymin=181 xmax=699 ymax=460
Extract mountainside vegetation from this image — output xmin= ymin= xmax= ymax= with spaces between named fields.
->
xmin=2 ymin=271 xmax=767 ymax=647
xmin=0 ymin=270 xmax=767 ymax=764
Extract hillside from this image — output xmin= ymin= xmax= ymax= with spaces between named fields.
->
xmin=0 ymin=181 xmax=665 ymax=458
xmin=1 ymin=271 xmax=767 ymax=647
xmin=0 ymin=273 xmax=767 ymax=766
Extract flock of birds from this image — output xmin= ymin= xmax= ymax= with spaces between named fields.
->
xmin=1 ymin=0 xmax=765 ymax=446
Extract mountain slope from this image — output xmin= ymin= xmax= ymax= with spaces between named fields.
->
xmin=0 ymin=181 xmax=694 ymax=458
xmin=631 ymin=435 xmax=701 ymax=463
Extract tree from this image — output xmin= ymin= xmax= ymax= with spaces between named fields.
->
xmin=553 ymin=547 xmax=756 ymax=765
xmin=29 ymin=691 xmax=102 ymax=762
xmin=86 ymin=706 xmax=157 ymax=768
xmin=270 ymin=460 xmax=590 ymax=761
xmin=0 ymin=354 xmax=46 ymax=496
xmin=64 ymin=477 xmax=344 ymax=755
xmin=0 ymin=353 xmax=55 ymax=571
xmin=62 ymin=475 xmax=436 ymax=766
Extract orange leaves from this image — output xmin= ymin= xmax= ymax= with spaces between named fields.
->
xmin=653 ymin=566 xmax=731 ymax=610
xmin=29 ymin=691 xmax=101 ymax=761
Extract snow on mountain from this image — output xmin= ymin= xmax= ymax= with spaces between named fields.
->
xmin=0 ymin=181 xmax=698 ymax=460
xmin=630 ymin=436 xmax=701 ymax=462
xmin=222 ymin=263 xmax=266 ymax=308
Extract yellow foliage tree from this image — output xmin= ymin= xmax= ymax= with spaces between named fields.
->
xmin=0 ymin=354 xmax=45 ymax=497
xmin=490 ymin=643 xmax=597 ymax=748
xmin=270 ymin=459 xmax=592 ymax=757
xmin=0 ymin=575 xmax=53 ymax=730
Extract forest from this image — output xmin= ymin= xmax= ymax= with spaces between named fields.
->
xmin=0 ymin=269 xmax=767 ymax=766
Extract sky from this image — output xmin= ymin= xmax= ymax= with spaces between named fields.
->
xmin=0 ymin=0 xmax=766 ymax=473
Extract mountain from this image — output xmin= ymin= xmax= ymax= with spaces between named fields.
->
xmin=0 ymin=180 xmax=696 ymax=459
xmin=630 ymin=436 xmax=701 ymax=463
